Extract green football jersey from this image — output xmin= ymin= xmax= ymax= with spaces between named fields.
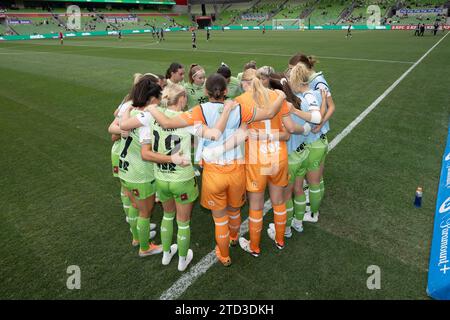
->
xmin=227 ymin=76 xmax=243 ymax=99
xmin=184 ymin=82 xmax=209 ymax=110
xmin=118 ymin=109 xmax=155 ymax=183
xmin=111 ymin=101 xmax=131 ymax=158
xmin=152 ymin=108 xmax=196 ymax=182
xmin=111 ymin=140 xmax=121 ymax=156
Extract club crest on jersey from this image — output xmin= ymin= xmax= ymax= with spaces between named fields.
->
xmin=208 ymin=200 xmax=215 ymax=207
xmin=133 ymin=189 xmax=140 ymax=197
xmin=181 ymin=193 xmax=188 ymax=201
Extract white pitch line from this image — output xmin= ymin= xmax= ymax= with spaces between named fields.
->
xmin=328 ymin=31 xmax=448 ymax=152
xmin=1 ymin=41 xmax=414 ymax=64
xmin=159 ymin=32 xmax=448 ymax=300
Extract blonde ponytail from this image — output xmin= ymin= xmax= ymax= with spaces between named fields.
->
xmin=242 ymin=68 xmax=270 ymax=109
xmin=289 ymin=63 xmax=311 ymax=93
xmin=252 ymin=77 xmax=270 ymax=109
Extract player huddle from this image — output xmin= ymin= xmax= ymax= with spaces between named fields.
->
xmin=108 ymin=53 xmax=335 ymax=271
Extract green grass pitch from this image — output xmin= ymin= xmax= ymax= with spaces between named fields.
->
xmin=0 ymin=29 xmax=449 ymax=299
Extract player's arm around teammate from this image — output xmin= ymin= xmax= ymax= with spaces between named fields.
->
xmin=108 ymin=74 xmax=151 ymax=229
xmin=289 ymin=54 xmax=336 ymax=201
xmin=150 ymin=84 xmax=208 ymax=272
xmin=234 ymin=68 xmax=305 ymax=255
xmin=289 ymin=63 xmax=328 ymax=224
xmin=118 ymin=75 xmax=165 ymax=257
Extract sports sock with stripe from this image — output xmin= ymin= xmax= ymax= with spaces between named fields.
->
xmin=213 ymin=215 xmax=230 ymax=258
xmin=227 ymin=210 xmax=241 ymax=240
xmin=177 ymin=220 xmax=191 ymax=258
xmin=273 ymin=204 xmax=287 ymax=245
xmin=294 ymin=194 xmax=307 ymax=220
xmin=128 ymin=206 xmax=139 ymax=242
xmin=319 ymin=178 xmax=325 ymax=200
xmin=137 ymin=217 xmax=150 ymax=251
xmin=249 ymin=209 xmax=263 ymax=253
xmin=120 ymin=187 xmax=131 ymax=219
xmin=161 ymin=211 xmax=175 ymax=253
xmin=285 ymin=198 xmax=294 ymax=227
xmin=309 ymin=184 xmax=322 ymax=214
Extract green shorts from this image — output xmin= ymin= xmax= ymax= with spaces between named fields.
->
xmin=320 ymin=134 xmax=329 ymax=165
xmin=306 ymin=138 xmax=327 ymax=173
xmin=111 ymin=152 xmax=120 ymax=178
xmin=121 ymin=179 xmax=156 ymax=200
xmin=156 ymin=177 xmax=199 ymax=204
xmin=288 ymin=146 xmax=310 ymax=184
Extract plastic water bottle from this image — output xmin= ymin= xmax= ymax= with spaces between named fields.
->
xmin=414 ymin=187 xmax=423 ymax=208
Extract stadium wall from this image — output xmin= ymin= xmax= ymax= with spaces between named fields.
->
xmin=1 ymin=24 xmax=449 ymax=41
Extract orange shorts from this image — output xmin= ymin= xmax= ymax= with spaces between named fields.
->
xmin=200 ymin=164 xmax=246 ymax=211
xmin=246 ymin=159 xmax=289 ymax=193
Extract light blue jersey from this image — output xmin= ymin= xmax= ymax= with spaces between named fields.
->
xmin=195 ymin=102 xmax=245 ymax=164
xmin=297 ymin=90 xmax=322 ymax=145
xmin=287 ymin=112 xmax=307 ymax=154
xmin=309 ymin=71 xmax=331 ymax=135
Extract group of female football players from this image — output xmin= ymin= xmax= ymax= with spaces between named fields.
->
xmin=108 ymin=53 xmax=335 ymax=271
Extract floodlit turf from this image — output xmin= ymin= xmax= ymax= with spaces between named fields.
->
xmin=0 ymin=29 xmax=449 ymax=299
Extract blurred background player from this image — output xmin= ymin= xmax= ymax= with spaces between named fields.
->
xmin=420 ymin=23 xmax=425 ymax=36
xmin=58 ymin=31 xmax=64 ymax=45
xmin=433 ymin=21 xmax=439 ymax=36
xmin=206 ymin=28 xmax=210 ymax=41
xmin=414 ymin=23 xmax=420 ymax=36
xmin=346 ymin=24 xmax=352 ymax=39
xmin=192 ymin=30 xmax=197 ymax=49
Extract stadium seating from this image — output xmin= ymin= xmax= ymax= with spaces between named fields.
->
xmin=1 ymin=0 xmax=448 ymax=35
xmin=308 ymin=0 xmax=348 ymax=25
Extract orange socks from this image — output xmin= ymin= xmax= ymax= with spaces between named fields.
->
xmin=227 ymin=210 xmax=241 ymax=241
xmin=273 ymin=204 xmax=287 ymax=246
xmin=213 ymin=215 xmax=230 ymax=258
xmin=249 ymin=209 xmax=263 ymax=253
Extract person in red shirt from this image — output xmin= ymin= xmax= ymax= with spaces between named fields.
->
xmin=58 ymin=31 xmax=64 ymax=45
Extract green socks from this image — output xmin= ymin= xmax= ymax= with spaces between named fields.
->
xmin=128 ymin=206 xmax=139 ymax=242
xmin=286 ymin=198 xmax=294 ymax=227
xmin=177 ymin=220 xmax=191 ymax=258
xmin=120 ymin=188 xmax=131 ymax=219
xmin=161 ymin=211 xmax=175 ymax=252
xmin=309 ymin=184 xmax=322 ymax=214
xmin=319 ymin=178 xmax=325 ymax=200
xmin=137 ymin=217 xmax=150 ymax=251
xmin=294 ymin=194 xmax=307 ymax=220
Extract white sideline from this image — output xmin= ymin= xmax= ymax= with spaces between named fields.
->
xmin=0 ymin=41 xmax=415 ymax=64
xmin=158 ymin=32 xmax=448 ymax=300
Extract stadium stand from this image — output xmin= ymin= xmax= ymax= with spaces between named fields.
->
xmin=1 ymin=0 xmax=448 ymax=35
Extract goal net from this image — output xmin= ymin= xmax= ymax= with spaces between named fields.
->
xmin=272 ymin=18 xmax=304 ymax=31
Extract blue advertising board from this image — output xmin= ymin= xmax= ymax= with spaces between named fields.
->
xmin=427 ymin=120 xmax=450 ymax=300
